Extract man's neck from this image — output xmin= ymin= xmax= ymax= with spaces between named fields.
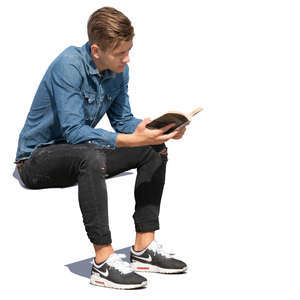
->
xmin=92 ymin=56 xmax=106 ymax=74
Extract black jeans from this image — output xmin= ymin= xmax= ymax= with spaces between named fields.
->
xmin=17 ymin=142 xmax=168 ymax=245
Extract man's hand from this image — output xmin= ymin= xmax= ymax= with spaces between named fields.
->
xmin=116 ymin=118 xmax=178 ymax=147
xmin=172 ymin=126 xmax=187 ymax=140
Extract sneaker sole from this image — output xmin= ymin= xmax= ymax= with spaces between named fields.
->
xmin=90 ymin=274 xmax=147 ymax=290
xmin=131 ymin=261 xmax=188 ymax=274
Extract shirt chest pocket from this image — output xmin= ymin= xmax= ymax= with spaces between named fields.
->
xmin=82 ymin=91 xmax=98 ymax=124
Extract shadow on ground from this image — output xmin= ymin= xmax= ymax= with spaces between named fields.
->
xmin=65 ymin=247 xmax=131 ymax=278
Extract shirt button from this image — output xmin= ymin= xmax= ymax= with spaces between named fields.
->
xmin=88 ymin=98 xmax=92 ymax=103
xmin=100 ymin=98 xmax=104 ymax=102
xmin=106 ymin=145 xmax=110 ymax=148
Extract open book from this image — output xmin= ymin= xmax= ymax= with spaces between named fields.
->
xmin=146 ymin=106 xmax=203 ymax=134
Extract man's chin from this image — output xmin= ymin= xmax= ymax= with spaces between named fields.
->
xmin=113 ymin=65 xmax=126 ymax=73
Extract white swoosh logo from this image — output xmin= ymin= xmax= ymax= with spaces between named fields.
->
xmin=95 ymin=268 xmax=109 ymax=277
xmin=132 ymin=254 xmax=152 ymax=262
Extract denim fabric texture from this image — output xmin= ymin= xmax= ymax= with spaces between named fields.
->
xmin=15 ymin=42 xmax=142 ymax=162
xmin=17 ymin=142 xmax=168 ymax=244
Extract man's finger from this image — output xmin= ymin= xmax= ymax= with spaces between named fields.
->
xmin=174 ymin=126 xmax=186 ymax=133
xmin=158 ymin=123 xmax=176 ymax=134
xmin=141 ymin=118 xmax=151 ymax=126
xmin=161 ymin=130 xmax=178 ymax=140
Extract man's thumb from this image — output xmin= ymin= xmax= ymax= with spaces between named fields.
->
xmin=142 ymin=118 xmax=151 ymax=125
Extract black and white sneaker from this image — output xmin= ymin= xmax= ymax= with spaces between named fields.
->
xmin=130 ymin=240 xmax=188 ymax=274
xmin=90 ymin=253 xmax=147 ymax=289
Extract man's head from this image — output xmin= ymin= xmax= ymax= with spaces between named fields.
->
xmin=87 ymin=7 xmax=134 ymax=73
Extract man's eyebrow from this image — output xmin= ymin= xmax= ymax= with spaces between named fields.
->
xmin=116 ymin=45 xmax=133 ymax=54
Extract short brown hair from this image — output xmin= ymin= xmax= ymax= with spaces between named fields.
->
xmin=87 ymin=7 xmax=134 ymax=51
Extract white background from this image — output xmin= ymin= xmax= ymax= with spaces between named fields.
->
xmin=1 ymin=0 xmax=300 ymax=299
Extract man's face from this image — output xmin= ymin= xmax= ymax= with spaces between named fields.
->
xmin=91 ymin=40 xmax=133 ymax=73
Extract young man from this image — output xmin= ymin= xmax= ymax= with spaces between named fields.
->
xmin=15 ymin=7 xmax=187 ymax=289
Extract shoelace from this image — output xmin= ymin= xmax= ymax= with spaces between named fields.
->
xmin=148 ymin=240 xmax=176 ymax=258
xmin=106 ymin=253 xmax=133 ymax=274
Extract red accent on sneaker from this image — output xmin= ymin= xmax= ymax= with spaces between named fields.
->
xmin=95 ymin=281 xmax=104 ymax=285
xmin=137 ymin=267 xmax=149 ymax=270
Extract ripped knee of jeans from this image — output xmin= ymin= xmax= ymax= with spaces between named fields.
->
xmin=159 ymin=147 xmax=168 ymax=162
xmin=159 ymin=148 xmax=167 ymax=155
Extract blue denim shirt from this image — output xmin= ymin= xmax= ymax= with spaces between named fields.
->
xmin=15 ymin=42 xmax=142 ymax=162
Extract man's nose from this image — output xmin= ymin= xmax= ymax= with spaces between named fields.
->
xmin=123 ymin=55 xmax=130 ymax=64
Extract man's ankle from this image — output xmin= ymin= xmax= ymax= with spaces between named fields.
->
xmin=134 ymin=232 xmax=154 ymax=251
xmin=93 ymin=244 xmax=114 ymax=264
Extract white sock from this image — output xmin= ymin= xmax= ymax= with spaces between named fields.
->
xmin=131 ymin=246 xmax=147 ymax=255
xmin=93 ymin=258 xmax=106 ymax=268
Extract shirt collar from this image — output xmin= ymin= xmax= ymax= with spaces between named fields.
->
xmin=82 ymin=42 xmax=116 ymax=80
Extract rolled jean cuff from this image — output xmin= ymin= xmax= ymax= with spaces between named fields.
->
xmin=135 ymin=219 xmax=160 ymax=232
xmin=88 ymin=230 xmax=112 ymax=245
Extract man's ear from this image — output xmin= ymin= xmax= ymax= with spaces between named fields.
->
xmin=90 ymin=44 xmax=101 ymax=59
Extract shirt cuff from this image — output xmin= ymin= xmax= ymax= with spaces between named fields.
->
xmin=89 ymin=130 xmax=118 ymax=149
